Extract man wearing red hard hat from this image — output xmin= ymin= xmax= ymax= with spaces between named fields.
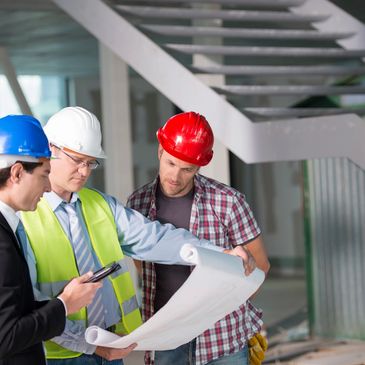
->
xmin=128 ymin=111 xmax=270 ymax=365
xmin=21 ymin=107 xmax=253 ymax=365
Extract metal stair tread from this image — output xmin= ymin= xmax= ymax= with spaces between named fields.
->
xmin=116 ymin=5 xmax=329 ymax=22
xmin=244 ymin=107 xmax=365 ymax=117
xmin=116 ymin=0 xmax=307 ymax=8
xmin=215 ymin=85 xmax=365 ymax=95
xmin=190 ymin=65 xmax=365 ymax=76
xmin=166 ymin=44 xmax=365 ymax=57
xmin=141 ymin=25 xmax=354 ymax=40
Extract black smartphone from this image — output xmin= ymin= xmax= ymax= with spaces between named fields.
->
xmin=85 ymin=262 xmax=121 ymax=283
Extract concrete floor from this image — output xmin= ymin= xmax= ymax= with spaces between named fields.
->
xmin=253 ymin=276 xmax=307 ymax=327
xmin=124 ymin=276 xmax=307 ymax=365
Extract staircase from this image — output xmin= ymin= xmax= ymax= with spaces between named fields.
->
xmin=53 ymin=0 xmax=365 ymax=168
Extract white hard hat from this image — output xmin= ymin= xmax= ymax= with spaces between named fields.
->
xmin=44 ymin=106 xmax=106 ymax=159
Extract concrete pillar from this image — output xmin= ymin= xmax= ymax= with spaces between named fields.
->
xmin=99 ymin=43 xmax=134 ymax=203
xmin=192 ymin=4 xmax=230 ymax=185
xmin=68 ymin=75 xmax=105 ymax=191
xmin=99 ymin=43 xmax=139 ymax=297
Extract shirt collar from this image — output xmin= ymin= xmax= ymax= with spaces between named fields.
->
xmin=151 ymin=176 xmax=159 ymax=197
xmin=0 ymin=199 xmax=19 ymax=233
xmin=43 ymin=191 xmax=80 ymax=211
xmin=193 ymin=173 xmax=204 ymax=198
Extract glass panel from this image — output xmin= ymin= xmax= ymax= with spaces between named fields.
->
xmin=0 ymin=75 xmax=66 ymax=124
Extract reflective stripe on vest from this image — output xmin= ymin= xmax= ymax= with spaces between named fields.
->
xmin=21 ymin=188 xmax=142 ymax=359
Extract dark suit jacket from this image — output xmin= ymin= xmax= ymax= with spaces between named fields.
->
xmin=0 ymin=213 xmax=66 ymax=365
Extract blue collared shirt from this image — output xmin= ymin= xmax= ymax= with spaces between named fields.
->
xmin=23 ymin=190 xmax=220 ymax=354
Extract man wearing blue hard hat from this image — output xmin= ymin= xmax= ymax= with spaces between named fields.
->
xmin=0 ymin=115 xmax=101 ymax=365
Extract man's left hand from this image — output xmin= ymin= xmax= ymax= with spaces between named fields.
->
xmin=224 ymin=246 xmax=256 ymax=275
xmin=95 ymin=343 xmax=137 ymax=360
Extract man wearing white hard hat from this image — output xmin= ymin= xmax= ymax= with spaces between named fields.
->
xmin=0 ymin=115 xmax=101 ymax=365
xmin=21 ymin=107 xmax=254 ymax=365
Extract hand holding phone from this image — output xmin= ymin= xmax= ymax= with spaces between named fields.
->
xmin=85 ymin=262 xmax=121 ymax=283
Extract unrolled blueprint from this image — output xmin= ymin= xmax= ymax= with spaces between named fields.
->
xmin=85 ymin=244 xmax=265 ymax=351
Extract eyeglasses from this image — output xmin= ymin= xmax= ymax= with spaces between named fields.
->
xmin=54 ymin=146 xmax=100 ymax=170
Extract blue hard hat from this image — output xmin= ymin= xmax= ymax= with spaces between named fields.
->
xmin=0 ymin=115 xmax=51 ymax=159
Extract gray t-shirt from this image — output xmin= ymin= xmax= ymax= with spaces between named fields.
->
xmin=154 ymin=183 xmax=194 ymax=311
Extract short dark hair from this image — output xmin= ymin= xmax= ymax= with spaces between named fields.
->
xmin=0 ymin=161 xmax=43 ymax=188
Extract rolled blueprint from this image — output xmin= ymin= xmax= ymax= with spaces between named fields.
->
xmin=85 ymin=244 xmax=265 ymax=351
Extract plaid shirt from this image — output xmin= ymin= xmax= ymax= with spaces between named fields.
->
xmin=127 ymin=174 xmax=263 ymax=365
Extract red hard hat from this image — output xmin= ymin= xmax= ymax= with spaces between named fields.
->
xmin=157 ymin=112 xmax=214 ymax=166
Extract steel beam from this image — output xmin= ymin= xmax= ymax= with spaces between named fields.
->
xmin=0 ymin=47 xmax=32 ymax=115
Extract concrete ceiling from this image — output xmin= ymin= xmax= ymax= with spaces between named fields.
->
xmin=0 ymin=0 xmax=99 ymax=77
xmin=0 ymin=0 xmax=364 ymax=77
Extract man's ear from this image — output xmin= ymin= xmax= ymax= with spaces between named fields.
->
xmin=10 ymin=162 xmax=24 ymax=183
xmin=158 ymin=144 xmax=163 ymax=161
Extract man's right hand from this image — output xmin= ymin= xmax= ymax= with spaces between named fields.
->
xmin=95 ymin=344 xmax=137 ymax=360
xmin=58 ymin=272 xmax=102 ymax=315
xmin=224 ymin=245 xmax=256 ymax=275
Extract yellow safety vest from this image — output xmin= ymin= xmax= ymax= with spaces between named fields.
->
xmin=21 ymin=188 xmax=142 ymax=359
